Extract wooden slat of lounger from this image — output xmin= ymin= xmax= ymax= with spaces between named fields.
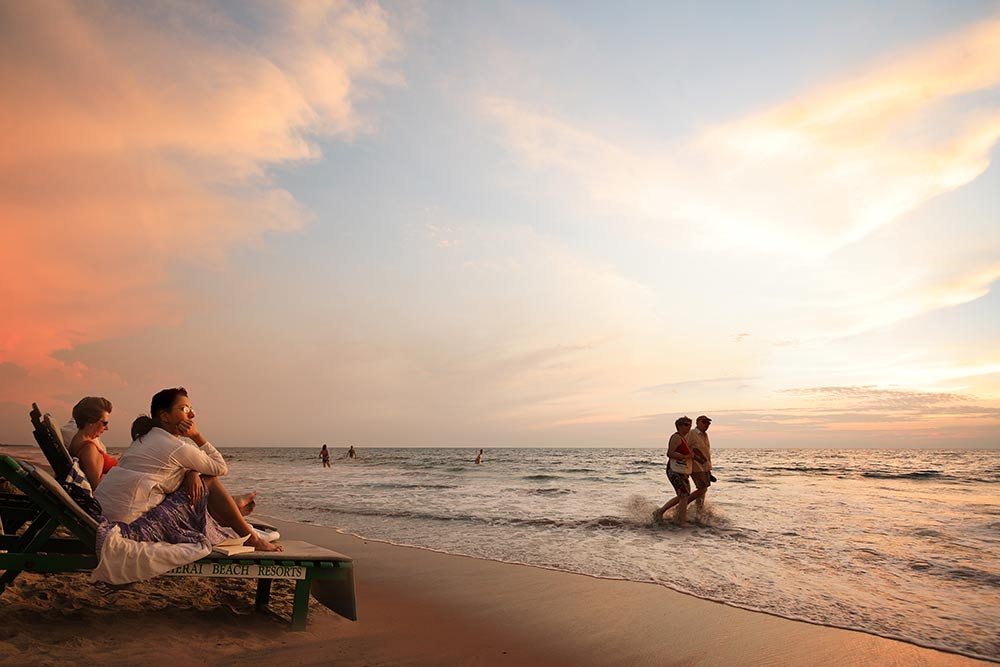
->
xmin=29 ymin=405 xmax=75 ymax=481
xmin=207 ymin=540 xmax=351 ymax=562
xmin=247 ymin=517 xmax=278 ymax=531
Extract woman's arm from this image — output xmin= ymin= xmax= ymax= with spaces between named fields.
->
xmin=75 ymin=441 xmax=105 ymax=489
xmin=666 ymin=434 xmax=691 ymax=461
xmin=170 ymin=419 xmax=228 ymax=476
xmin=170 ymin=441 xmax=228 ymax=476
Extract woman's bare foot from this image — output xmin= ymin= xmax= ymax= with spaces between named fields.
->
xmin=246 ymin=532 xmax=282 ymax=552
xmin=234 ymin=491 xmax=257 ymax=516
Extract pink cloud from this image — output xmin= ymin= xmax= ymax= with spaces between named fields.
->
xmin=0 ymin=1 xmax=400 ymax=407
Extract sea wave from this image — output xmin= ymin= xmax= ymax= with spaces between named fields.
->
xmin=369 ymin=482 xmax=459 ymax=490
xmin=223 ymin=446 xmax=1000 ymax=663
xmin=861 ymin=471 xmax=948 ymax=480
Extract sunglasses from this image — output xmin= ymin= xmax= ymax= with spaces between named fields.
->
xmin=96 ymin=419 xmax=109 ymax=427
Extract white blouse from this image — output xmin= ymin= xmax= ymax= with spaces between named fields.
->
xmin=95 ymin=427 xmax=227 ymax=523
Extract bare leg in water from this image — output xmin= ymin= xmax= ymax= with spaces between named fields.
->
xmin=202 ymin=477 xmax=281 ymax=551
xmin=687 ymin=487 xmax=707 ymax=510
xmin=653 ymin=492 xmax=689 ymax=526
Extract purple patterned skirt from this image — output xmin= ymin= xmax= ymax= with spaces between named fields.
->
xmin=96 ymin=482 xmax=231 ymax=553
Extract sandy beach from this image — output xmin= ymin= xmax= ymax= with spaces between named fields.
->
xmin=0 ymin=441 xmax=992 ymax=667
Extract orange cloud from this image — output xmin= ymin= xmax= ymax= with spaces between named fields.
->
xmin=704 ymin=19 xmax=1000 ymax=249
xmin=0 ymin=1 xmax=399 ymax=401
xmin=487 ymin=18 xmax=1000 ymax=254
xmin=483 ymin=15 xmax=1000 ymax=344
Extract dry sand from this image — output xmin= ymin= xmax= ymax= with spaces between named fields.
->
xmin=0 ymin=444 xmax=992 ymax=666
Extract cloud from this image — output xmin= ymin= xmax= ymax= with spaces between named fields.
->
xmin=0 ymin=1 xmax=401 ymax=404
xmin=627 ymin=381 xmax=1000 ymax=448
xmin=638 ymin=376 xmax=757 ymax=395
xmin=699 ymin=19 xmax=1000 ymax=250
xmin=487 ymin=18 xmax=1000 ymax=252
xmin=421 ymin=222 xmax=463 ymax=248
xmin=482 ymin=17 xmax=1000 ymax=342
xmin=780 ymin=385 xmax=968 ymax=412
xmin=758 ymin=385 xmax=1000 ymax=438
xmin=382 ymin=224 xmax=667 ymax=432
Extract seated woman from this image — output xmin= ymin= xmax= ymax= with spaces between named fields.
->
xmin=64 ymin=396 xmax=118 ymax=489
xmin=96 ymin=387 xmax=280 ymax=552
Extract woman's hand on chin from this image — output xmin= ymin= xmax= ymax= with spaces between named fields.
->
xmin=178 ymin=419 xmax=208 ymax=446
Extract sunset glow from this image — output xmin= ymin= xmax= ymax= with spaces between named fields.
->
xmin=1 ymin=1 xmax=998 ymax=448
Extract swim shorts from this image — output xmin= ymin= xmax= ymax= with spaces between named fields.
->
xmin=666 ymin=467 xmax=690 ymax=496
xmin=691 ymin=471 xmax=712 ymax=490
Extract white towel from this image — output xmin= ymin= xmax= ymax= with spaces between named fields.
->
xmin=90 ymin=524 xmax=212 ymax=584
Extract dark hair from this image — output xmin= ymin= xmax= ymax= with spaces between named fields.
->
xmin=675 ymin=416 xmax=692 ymax=429
xmin=131 ymin=415 xmax=155 ymax=441
xmin=132 ymin=387 xmax=189 ymax=440
xmin=72 ymin=397 xmax=113 ymax=429
xmin=151 ymin=387 xmax=188 ymax=420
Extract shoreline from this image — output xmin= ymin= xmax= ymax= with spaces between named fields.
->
xmin=1 ymin=444 xmax=994 ymax=665
xmin=260 ymin=516 xmax=992 ymax=666
xmin=0 ymin=520 xmax=993 ymax=665
xmin=324 ymin=521 xmax=998 ymax=664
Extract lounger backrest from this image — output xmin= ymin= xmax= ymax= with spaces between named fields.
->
xmin=0 ymin=457 xmax=99 ymax=545
xmin=20 ymin=460 xmax=100 ymax=533
xmin=30 ymin=403 xmax=75 ymax=480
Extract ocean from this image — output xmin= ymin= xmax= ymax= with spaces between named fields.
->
xmin=218 ymin=447 xmax=1000 ymax=662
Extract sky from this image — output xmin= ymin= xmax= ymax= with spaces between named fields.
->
xmin=2 ymin=0 xmax=999 ymax=449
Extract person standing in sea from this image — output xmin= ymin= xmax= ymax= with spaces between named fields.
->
xmin=686 ymin=415 xmax=713 ymax=510
xmin=475 ymin=449 xmax=483 ymax=465
xmin=320 ymin=444 xmax=331 ymax=468
xmin=653 ymin=416 xmax=694 ymax=526
xmin=347 ymin=445 xmax=356 ymax=459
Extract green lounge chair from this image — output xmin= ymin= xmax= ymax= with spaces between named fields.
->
xmin=0 ymin=454 xmax=356 ymax=628
xmin=0 ymin=484 xmax=37 ymax=534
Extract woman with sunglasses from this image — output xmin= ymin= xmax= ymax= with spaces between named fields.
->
xmin=66 ymin=396 xmax=118 ymax=489
xmin=96 ymin=387 xmax=281 ymax=553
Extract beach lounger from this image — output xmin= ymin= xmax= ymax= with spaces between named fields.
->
xmin=0 ymin=454 xmax=356 ymax=628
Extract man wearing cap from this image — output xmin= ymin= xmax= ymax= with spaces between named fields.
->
xmin=687 ymin=415 xmax=713 ymax=509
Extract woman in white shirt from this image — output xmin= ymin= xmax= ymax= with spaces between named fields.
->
xmin=96 ymin=387 xmax=280 ymax=552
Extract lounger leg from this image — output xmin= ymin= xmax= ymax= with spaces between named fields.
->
xmin=0 ymin=568 xmax=22 ymax=593
xmin=255 ymin=578 xmax=272 ymax=611
xmin=291 ymin=577 xmax=311 ymax=631
xmin=0 ymin=514 xmax=61 ymax=592
xmin=18 ymin=516 xmax=60 ymax=553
